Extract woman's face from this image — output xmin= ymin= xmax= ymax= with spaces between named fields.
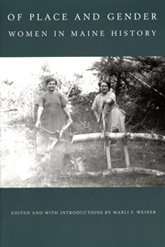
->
xmin=47 ymin=81 xmax=56 ymax=92
xmin=100 ymin=82 xmax=109 ymax=94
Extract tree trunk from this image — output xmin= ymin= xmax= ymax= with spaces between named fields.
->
xmin=72 ymin=132 xmax=165 ymax=143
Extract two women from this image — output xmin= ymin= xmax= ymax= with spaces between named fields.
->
xmin=35 ymin=78 xmax=126 ymax=158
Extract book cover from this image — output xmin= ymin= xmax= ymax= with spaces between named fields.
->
xmin=0 ymin=0 xmax=165 ymax=247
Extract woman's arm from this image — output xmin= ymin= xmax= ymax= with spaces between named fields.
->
xmin=63 ymin=106 xmax=72 ymax=121
xmin=93 ymin=110 xmax=100 ymax=123
xmin=35 ymin=106 xmax=44 ymax=128
xmin=91 ymin=95 xmax=100 ymax=123
xmin=60 ymin=106 xmax=73 ymax=137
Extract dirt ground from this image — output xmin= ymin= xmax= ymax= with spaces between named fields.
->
xmin=1 ymin=93 xmax=165 ymax=187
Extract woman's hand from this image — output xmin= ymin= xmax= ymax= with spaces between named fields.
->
xmin=97 ymin=116 xmax=102 ymax=125
xmin=103 ymin=99 xmax=112 ymax=105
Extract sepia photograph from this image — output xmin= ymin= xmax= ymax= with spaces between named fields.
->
xmin=0 ymin=56 xmax=165 ymax=188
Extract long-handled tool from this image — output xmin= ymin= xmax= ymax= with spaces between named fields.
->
xmin=100 ymin=104 xmax=112 ymax=169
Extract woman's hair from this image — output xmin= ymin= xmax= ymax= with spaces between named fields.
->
xmin=98 ymin=81 xmax=111 ymax=90
xmin=45 ymin=78 xmax=58 ymax=85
